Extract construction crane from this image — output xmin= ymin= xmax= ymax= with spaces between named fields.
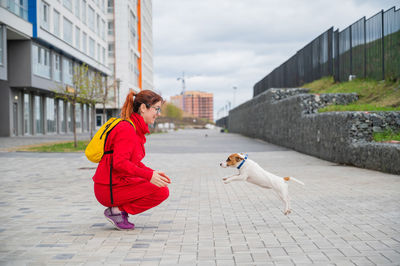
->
xmin=177 ymin=72 xmax=186 ymax=111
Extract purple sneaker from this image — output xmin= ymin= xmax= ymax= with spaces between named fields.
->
xmin=121 ymin=211 xmax=135 ymax=227
xmin=104 ymin=208 xmax=134 ymax=230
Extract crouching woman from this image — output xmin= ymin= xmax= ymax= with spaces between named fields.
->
xmin=92 ymin=90 xmax=170 ymax=230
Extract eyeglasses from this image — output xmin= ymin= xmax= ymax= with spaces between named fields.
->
xmin=151 ymin=106 xmax=161 ymax=114
xmin=142 ymin=103 xmax=161 ymax=114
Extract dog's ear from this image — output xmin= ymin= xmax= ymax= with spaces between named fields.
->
xmin=234 ymin=154 xmax=243 ymax=162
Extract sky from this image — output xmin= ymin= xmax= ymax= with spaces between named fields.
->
xmin=152 ymin=0 xmax=399 ymax=120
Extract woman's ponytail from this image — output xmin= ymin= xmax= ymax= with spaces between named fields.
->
xmin=120 ymin=90 xmax=136 ymax=120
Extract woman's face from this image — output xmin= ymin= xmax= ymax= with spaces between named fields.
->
xmin=140 ymin=101 xmax=162 ymax=125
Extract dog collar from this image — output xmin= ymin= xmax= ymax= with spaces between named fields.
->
xmin=237 ymin=154 xmax=248 ymax=169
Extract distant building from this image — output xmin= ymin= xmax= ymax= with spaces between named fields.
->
xmin=170 ymin=91 xmax=214 ymax=121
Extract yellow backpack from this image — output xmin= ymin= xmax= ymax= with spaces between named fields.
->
xmin=85 ymin=118 xmax=135 ymax=163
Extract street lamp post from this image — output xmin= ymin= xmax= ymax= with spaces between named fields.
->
xmin=225 ymin=101 xmax=231 ymax=116
xmin=116 ymin=78 xmax=121 ymax=110
xmin=177 ymin=72 xmax=186 ymax=112
xmin=233 ymin=86 xmax=237 ymax=108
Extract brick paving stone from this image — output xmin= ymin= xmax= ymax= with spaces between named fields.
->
xmin=215 ymin=259 xmax=236 ymax=265
xmin=233 ymin=253 xmax=253 ymax=263
xmin=0 ymin=129 xmax=400 ymax=265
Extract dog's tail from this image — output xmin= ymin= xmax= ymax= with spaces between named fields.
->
xmin=283 ymin=176 xmax=305 ymax=186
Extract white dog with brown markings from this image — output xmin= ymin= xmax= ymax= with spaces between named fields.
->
xmin=220 ymin=153 xmax=304 ymax=215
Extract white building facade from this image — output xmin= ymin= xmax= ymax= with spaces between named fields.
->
xmin=0 ymin=0 xmax=111 ymax=136
xmin=105 ymin=0 xmax=153 ymax=122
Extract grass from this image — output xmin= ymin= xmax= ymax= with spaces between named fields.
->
xmin=303 ymin=76 xmax=400 ymax=112
xmin=319 ymin=104 xmax=400 ymax=112
xmin=373 ymin=129 xmax=400 ymax=142
xmin=21 ymin=140 xmax=90 ymax=152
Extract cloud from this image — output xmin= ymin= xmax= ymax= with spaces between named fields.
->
xmin=153 ymin=0 xmax=399 ymax=120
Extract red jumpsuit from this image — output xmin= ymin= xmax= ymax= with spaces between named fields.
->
xmin=93 ymin=112 xmax=169 ymax=215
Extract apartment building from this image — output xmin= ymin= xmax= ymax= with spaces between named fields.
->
xmin=105 ymin=0 xmax=153 ymax=124
xmin=0 ymin=0 xmax=110 ymax=136
xmin=170 ymin=91 xmax=214 ymax=121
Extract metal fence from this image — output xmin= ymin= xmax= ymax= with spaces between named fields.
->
xmin=254 ymin=6 xmax=400 ymax=97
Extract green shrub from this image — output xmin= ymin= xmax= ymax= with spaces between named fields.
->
xmin=373 ymin=128 xmax=400 ymax=142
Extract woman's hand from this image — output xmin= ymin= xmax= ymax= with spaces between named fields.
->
xmin=150 ymin=171 xmax=171 ymax=187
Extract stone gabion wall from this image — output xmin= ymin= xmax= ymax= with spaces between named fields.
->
xmin=299 ymin=93 xmax=358 ymax=114
xmin=349 ymin=112 xmax=400 ymax=142
xmin=228 ymin=88 xmax=400 ymax=174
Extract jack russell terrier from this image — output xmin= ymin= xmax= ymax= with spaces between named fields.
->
xmin=220 ymin=153 xmax=304 ymax=215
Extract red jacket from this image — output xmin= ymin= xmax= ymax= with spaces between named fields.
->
xmin=92 ymin=113 xmax=154 ymax=185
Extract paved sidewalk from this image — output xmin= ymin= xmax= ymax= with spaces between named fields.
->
xmin=0 ymin=129 xmax=399 ymax=265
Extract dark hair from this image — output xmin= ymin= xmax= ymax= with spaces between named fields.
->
xmin=120 ymin=89 xmax=163 ymax=120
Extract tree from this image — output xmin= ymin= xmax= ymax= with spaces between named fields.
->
xmin=164 ymin=102 xmax=183 ymax=119
xmin=55 ymin=63 xmax=90 ymax=147
xmin=94 ymin=73 xmax=113 ymax=127
xmin=85 ymin=71 xmax=103 ymax=139
xmin=55 ymin=63 xmax=114 ymax=144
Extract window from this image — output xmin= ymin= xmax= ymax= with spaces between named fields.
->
xmin=88 ymin=6 xmax=95 ymax=31
xmin=96 ymin=14 xmax=100 ymax=36
xmin=75 ymin=104 xmax=82 ymax=132
xmin=101 ymin=19 xmax=106 ymax=40
xmin=67 ymin=102 xmax=72 ymax=132
xmin=97 ymin=43 xmax=100 ymax=61
xmin=74 ymin=0 xmax=80 ymax=18
xmin=24 ymin=93 xmax=31 ymax=135
xmin=102 ymin=47 xmax=105 ymax=64
xmin=89 ymin=37 xmax=95 ymax=58
xmin=0 ymin=25 xmax=3 ymax=65
xmin=87 ymin=106 xmax=91 ymax=131
xmin=129 ymin=11 xmax=136 ymax=36
xmin=32 ymin=44 xmax=51 ymax=79
xmin=130 ymin=50 xmax=134 ymax=73
xmin=63 ymin=18 xmax=73 ymax=44
xmin=63 ymin=58 xmax=73 ymax=85
xmin=129 ymin=11 xmax=136 ymax=47
xmin=59 ymin=100 xmax=66 ymax=132
xmin=83 ymin=104 xmax=88 ymax=132
xmin=82 ymin=0 xmax=87 ymax=24
xmin=82 ymin=32 xmax=87 ymax=53
xmin=108 ymin=21 xmax=113 ymax=35
xmin=35 ymin=96 xmax=43 ymax=134
xmin=108 ymin=43 xmax=114 ymax=56
xmin=63 ymin=0 xmax=72 ymax=11
xmin=107 ymin=0 xmax=113 ymax=13
xmin=46 ymin=98 xmax=56 ymax=133
xmin=4 ymin=0 xmax=28 ymax=20
xmin=75 ymin=27 xmax=80 ymax=49
xmin=53 ymin=10 xmax=60 ymax=36
xmin=53 ymin=53 xmax=61 ymax=82
xmin=40 ymin=1 xmax=50 ymax=30
xmin=134 ymin=55 xmax=139 ymax=86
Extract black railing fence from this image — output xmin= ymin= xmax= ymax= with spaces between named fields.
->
xmin=254 ymin=7 xmax=400 ymax=97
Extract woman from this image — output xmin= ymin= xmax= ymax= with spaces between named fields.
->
xmin=93 ymin=90 xmax=170 ymax=230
